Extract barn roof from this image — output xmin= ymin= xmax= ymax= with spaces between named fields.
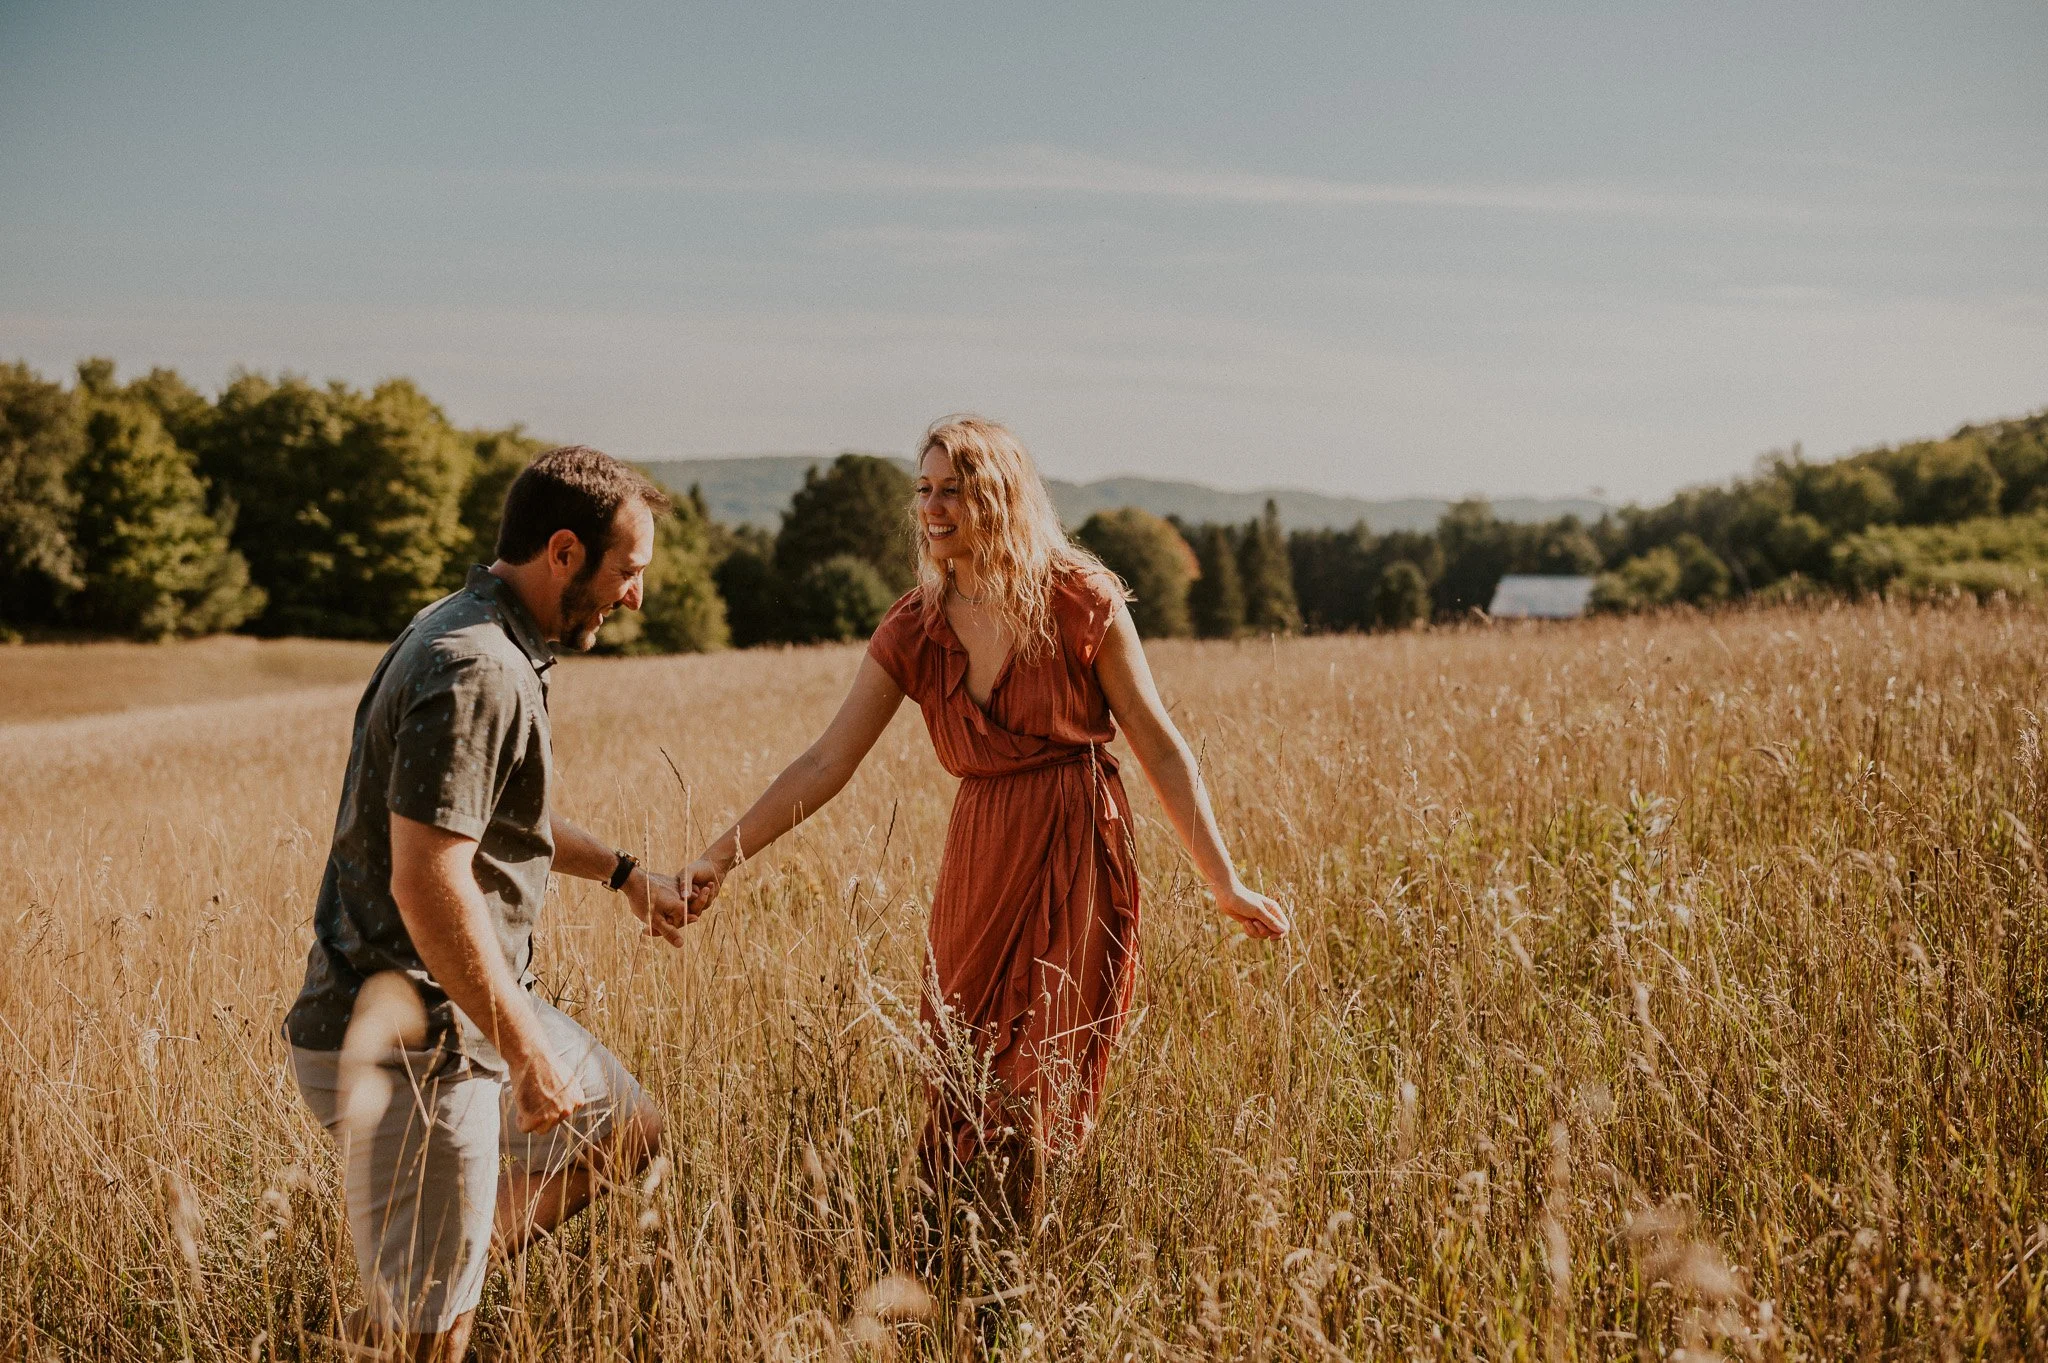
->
xmin=1488 ymin=575 xmax=1596 ymax=619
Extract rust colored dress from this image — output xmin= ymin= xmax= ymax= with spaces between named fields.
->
xmin=866 ymin=570 xmax=1141 ymax=1170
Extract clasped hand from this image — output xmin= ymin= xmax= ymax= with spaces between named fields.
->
xmin=621 ymin=868 xmax=697 ymax=945
xmin=621 ymin=862 xmax=723 ymax=943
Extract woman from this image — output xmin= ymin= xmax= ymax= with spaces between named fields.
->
xmin=680 ymin=415 xmax=1288 ymax=1199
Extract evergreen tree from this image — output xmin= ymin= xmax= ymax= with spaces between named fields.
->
xmin=199 ymin=373 xmax=473 ymax=637
xmin=67 ymin=368 xmax=263 ymax=639
xmin=0 ymin=361 xmax=86 ymax=630
xmin=1074 ymin=507 xmax=1193 ymax=638
xmin=1236 ymin=499 xmax=1300 ymax=635
xmin=1187 ymin=523 xmax=1245 ymax=639
xmin=774 ymin=454 xmax=916 ymax=591
xmin=1288 ymin=523 xmax=1376 ymax=633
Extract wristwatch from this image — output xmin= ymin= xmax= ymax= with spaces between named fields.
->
xmin=607 ymin=850 xmax=640 ymax=892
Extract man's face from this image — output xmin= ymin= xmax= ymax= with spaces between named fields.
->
xmin=557 ymin=502 xmax=655 ymax=651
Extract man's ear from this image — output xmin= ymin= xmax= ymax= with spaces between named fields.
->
xmin=545 ymin=527 xmax=584 ymax=576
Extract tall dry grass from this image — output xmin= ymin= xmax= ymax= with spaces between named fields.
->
xmin=3 ymin=602 xmax=2047 ymax=1359
xmin=0 ymin=635 xmax=381 ymax=725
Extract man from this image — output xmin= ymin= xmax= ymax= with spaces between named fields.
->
xmin=283 ymin=445 xmax=693 ymax=1360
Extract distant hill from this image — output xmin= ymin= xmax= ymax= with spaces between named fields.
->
xmin=640 ymin=456 xmax=851 ymax=530
xmin=641 ymin=454 xmax=1607 ymax=533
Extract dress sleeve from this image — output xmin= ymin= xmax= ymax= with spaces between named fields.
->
xmin=865 ymin=590 xmax=926 ymax=698
xmin=1062 ymin=569 xmax=1127 ymax=667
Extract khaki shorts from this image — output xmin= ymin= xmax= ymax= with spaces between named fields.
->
xmin=292 ymin=997 xmax=647 ymax=1334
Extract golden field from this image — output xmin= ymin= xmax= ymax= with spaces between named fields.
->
xmin=0 ymin=635 xmax=383 ymax=726
xmin=3 ymin=604 xmax=2047 ymax=1360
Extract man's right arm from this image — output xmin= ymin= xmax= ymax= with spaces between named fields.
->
xmin=388 ymin=811 xmax=582 ymax=1133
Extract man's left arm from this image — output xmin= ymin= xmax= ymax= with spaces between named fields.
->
xmin=550 ymin=814 xmax=690 ymax=945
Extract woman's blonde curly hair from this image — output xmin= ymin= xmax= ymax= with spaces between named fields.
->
xmin=911 ymin=415 xmax=1118 ymax=664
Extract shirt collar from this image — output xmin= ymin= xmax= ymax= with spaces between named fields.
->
xmin=465 ymin=565 xmax=557 ymax=675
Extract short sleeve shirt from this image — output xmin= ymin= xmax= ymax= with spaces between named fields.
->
xmin=284 ymin=566 xmax=556 ymax=1061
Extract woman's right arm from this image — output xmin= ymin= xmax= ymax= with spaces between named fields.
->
xmin=680 ymin=654 xmax=906 ymax=915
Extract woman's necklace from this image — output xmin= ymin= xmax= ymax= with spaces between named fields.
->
xmin=950 ymin=578 xmax=988 ymax=607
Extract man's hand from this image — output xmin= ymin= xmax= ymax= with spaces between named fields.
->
xmin=509 ymin=1046 xmax=586 ymax=1134
xmin=624 ymin=869 xmax=692 ymax=946
xmin=390 ymin=812 xmax=596 ymax=1137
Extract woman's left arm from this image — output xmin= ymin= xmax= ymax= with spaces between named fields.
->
xmin=1095 ymin=606 xmax=1290 ymax=940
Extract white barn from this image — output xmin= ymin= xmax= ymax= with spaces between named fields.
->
xmin=1488 ymin=574 xmax=1596 ymax=619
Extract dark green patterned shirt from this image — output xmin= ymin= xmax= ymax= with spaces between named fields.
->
xmin=285 ymin=566 xmax=556 ymax=1061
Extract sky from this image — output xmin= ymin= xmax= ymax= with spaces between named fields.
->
xmin=2 ymin=1 xmax=2044 ymax=504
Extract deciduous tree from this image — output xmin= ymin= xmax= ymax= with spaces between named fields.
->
xmin=774 ymin=454 xmax=915 ymax=591
xmin=0 ymin=361 xmax=85 ymax=629
xmin=1374 ymin=560 xmax=1431 ymax=630
xmin=447 ymin=426 xmax=548 ymax=583
xmin=792 ymin=554 xmax=895 ymax=643
xmin=1075 ymin=508 xmax=1193 ymax=638
xmin=68 ymin=366 xmax=262 ymax=638
xmin=712 ymin=525 xmax=786 ymax=648
xmin=200 ymin=373 xmax=472 ymax=637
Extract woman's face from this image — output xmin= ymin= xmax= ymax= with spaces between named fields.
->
xmin=916 ymin=445 xmax=974 ymax=563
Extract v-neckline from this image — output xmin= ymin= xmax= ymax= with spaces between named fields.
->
xmin=939 ymin=600 xmax=1015 ymax=713
xmin=969 ymin=646 xmax=1015 ymax=713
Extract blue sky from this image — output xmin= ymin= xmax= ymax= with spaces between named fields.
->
xmin=3 ymin=1 xmax=2043 ymax=502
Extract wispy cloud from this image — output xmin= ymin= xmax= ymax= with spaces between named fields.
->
xmin=1718 ymin=284 xmax=1844 ymax=306
xmin=548 ymin=141 xmax=1820 ymax=224
xmin=813 ymin=224 xmax=1028 ymax=265
xmin=1760 ymin=149 xmax=2048 ymax=195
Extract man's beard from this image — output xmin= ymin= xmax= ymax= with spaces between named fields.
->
xmin=558 ymin=567 xmax=610 ymax=652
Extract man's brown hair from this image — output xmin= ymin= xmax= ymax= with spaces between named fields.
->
xmin=495 ymin=445 xmax=671 ymax=566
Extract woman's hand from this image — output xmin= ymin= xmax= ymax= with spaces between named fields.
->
xmin=680 ymin=856 xmax=728 ymax=920
xmin=1095 ymin=606 xmax=1288 ymax=941
xmin=1215 ymin=881 xmax=1291 ymax=940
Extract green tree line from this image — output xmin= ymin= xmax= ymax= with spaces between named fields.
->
xmin=1076 ymin=409 xmax=2048 ymax=639
xmin=1 ymin=359 xmax=728 ymax=650
xmin=5 ymin=358 xmax=2043 ymax=648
